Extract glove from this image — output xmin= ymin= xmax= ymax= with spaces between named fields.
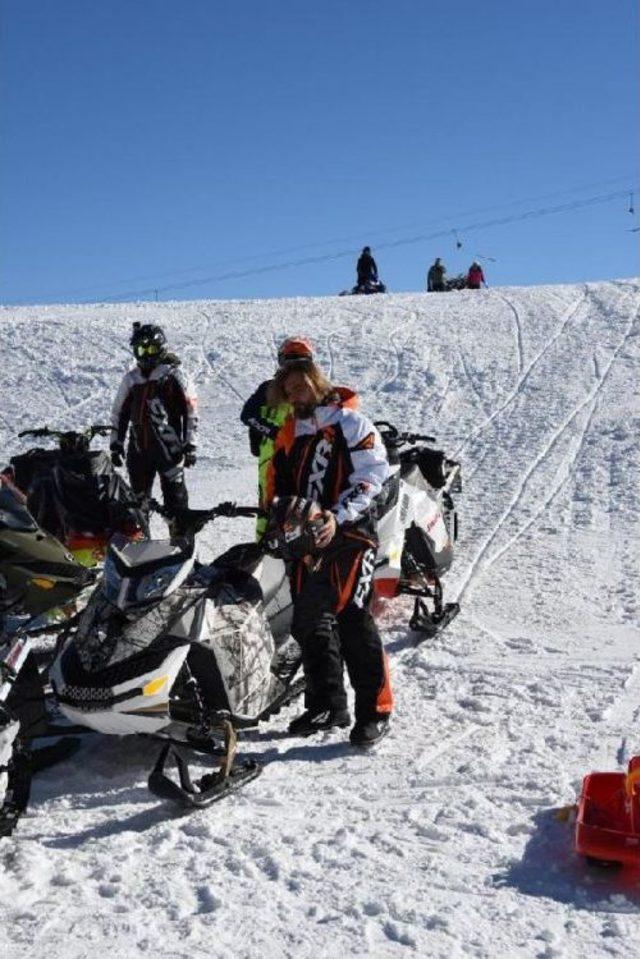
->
xmin=110 ymin=441 xmax=124 ymax=468
xmin=183 ymin=444 xmax=197 ymax=468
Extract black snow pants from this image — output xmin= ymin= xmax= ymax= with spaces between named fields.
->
xmin=126 ymin=448 xmax=189 ymax=515
xmin=290 ymin=537 xmax=393 ymax=722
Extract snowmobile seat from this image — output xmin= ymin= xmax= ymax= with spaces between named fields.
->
xmin=400 ymin=447 xmax=447 ymax=489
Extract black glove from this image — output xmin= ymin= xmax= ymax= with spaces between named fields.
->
xmin=110 ymin=441 xmax=124 ymax=468
xmin=183 ymin=444 xmax=197 ymax=468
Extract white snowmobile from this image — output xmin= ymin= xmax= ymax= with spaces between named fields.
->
xmin=372 ymin=421 xmax=460 ymax=635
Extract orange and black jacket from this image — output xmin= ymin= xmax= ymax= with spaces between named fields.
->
xmin=269 ymin=388 xmax=389 ymax=544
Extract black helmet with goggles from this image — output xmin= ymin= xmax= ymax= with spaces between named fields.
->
xmin=130 ymin=322 xmax=167 ymax=370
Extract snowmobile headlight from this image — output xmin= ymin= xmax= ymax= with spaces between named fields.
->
xmin=136 ymin=564 xmax=182 ymax=603
xmin=30 ymin=577 xmax=55 ymax=590
xmin=143 ymin=675 xmax=168 ymax=697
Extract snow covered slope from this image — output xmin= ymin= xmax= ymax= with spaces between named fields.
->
xmin=0 ymin=279 xmax=639 ymax=958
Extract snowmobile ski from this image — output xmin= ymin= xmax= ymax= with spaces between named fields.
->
xmin=409 ymin=598 xmax=460 ymax=639
xmin=148 ymin=720 xmax=262 ymax=809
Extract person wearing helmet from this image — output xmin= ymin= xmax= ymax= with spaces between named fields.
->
xmin=356 ymin=246 xmax=379 ymax=292
xmin=266 ymin=361 xmax=394 ymax=747
xmin=240 ymin=337 xmax=313 ymax=539
xmin=110 ymin=322 xmax=198 ymax=526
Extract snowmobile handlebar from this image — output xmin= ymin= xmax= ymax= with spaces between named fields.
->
xmin=375 ymin=421 xmax=436 ymax=447
xmin=145 ymin=498 xmax=261 ymax=528
xmin=17 ymin=424 xmax=113 ymax=447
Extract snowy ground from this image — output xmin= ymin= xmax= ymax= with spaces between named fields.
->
xmin=0 ymin=278 xmax=639 ymax=958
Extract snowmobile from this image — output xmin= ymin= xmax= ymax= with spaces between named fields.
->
xmin=0 ymin=499 xmax=307 ymax=832
xmin=444 ymin=274 xmax=468 ymax=291
xmin=339 ymin=279 xmax=388 ymax=296
xmin=9 ymin=424 xmax=146 ymax=567
xmin=2 ymin=500 xmax=302 ymax=823
xmin=372 ymin=421 xmax=460 ymax=635
xmin=0 ymin=475 xmax=94 ymax=626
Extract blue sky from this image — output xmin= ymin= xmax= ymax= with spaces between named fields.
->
xmin=1 ymin=0 xmax=638 ymax=304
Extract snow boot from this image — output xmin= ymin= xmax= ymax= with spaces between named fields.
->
xmin=349 ymin=715 xmax=391 ymax=748
xmin=288 ymin=706 xmax=351 ymax=737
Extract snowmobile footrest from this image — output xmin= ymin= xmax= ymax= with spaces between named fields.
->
xmin=410 ymin=600 xmax=460 ymax=639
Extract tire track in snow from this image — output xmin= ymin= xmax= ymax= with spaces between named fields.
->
xmin=454 ymin=287 xmax=590 ymax=459
xmin=457 ymin=346 xmax=493 ymax=415
xmin=198 ymin=309 xmax=248 ymax=403
xmin=456 ymin=294 xmax=640 ymax=601
xmin=496 ymin=292 xmax=525 ymax=376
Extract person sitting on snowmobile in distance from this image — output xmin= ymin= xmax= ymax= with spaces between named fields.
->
xmin=110 ymin=323 xmax=198 ymax=529
xmin=266 ymin=361 xmax=394 ymax=747
xmin=427 ymin=257 xmax=446 ymax=292
xmin=240 ymin=337 xmax=314 ymax=539
xmin=356 ymin=246 xmax=379 ymax=292
xmin=466 ymin=261 xmax=486 ymax=290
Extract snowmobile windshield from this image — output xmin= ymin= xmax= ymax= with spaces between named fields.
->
xmin=0 ymin=486 xmax=38 ymax=532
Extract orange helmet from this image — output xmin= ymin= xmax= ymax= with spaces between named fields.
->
xmin=277 ymin=337 xmax=314 ymax=368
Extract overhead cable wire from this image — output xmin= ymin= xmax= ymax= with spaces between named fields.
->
xmin=90 ymin=186 xmax=637 ymax=303
xmin=56 ymin=171 xmax=637 ymax=298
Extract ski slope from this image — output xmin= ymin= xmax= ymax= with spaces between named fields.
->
xmin=0 ymin=278 xmax=639 ymax=958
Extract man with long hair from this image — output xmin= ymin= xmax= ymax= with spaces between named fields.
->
xmin=267 ymin=361 xmax=394 ymax=747
xmin=240 ymin=337 xmax=314 ymax=539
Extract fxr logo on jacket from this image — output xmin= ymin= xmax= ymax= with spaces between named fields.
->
xmin=306 ymin=433 xmax=334 ymax=502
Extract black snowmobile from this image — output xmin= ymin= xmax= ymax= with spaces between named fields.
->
xmin=444 ymin=274 xmax=468 ymax=291
xmin=0 ymin=476 xmax=94 ymax=625
xmin=9 ymin=424 xmax=146 ymax=567
xmin=340 ymin=279 xmax=388 ymax=296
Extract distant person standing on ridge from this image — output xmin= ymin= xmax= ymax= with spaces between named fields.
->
xmin=427 ymin=257 xmax=446 ymax=292
xmin=356 ymin=246 xmax=378 ymax=290
xmin=466 ymin=261 xmax=487 ymax=290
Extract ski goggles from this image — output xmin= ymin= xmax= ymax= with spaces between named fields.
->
xmin=134 ymin=343 xmax=161 ymax=357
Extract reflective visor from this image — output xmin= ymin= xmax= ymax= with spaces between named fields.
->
xmin=134 ymin=343 xmax=160 ymax=357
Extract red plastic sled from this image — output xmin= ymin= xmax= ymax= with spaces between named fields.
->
xmin=575 ymin=756 xmax=640 ymax=866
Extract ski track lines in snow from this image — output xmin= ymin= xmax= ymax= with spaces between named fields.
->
xmin=1 ymin=280 xmax=640 ymax=959
xmin=457 ymin=285 xmax=640 ymax=596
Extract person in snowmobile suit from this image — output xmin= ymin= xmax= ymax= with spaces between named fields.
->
xmin=466 ymin=261 xmax=486 ymax=289
xmin=427 ymin=257 xmax=446 ymax=292
xmin=356 ymin=246 xmax=379 ymax=292
xmin=240 ymin=337 xmax=314 ymax=539
xmin=266 ymin=361 xmax=394 ymax=747
xmin=110 ymin=323 xmax=198 ymax=522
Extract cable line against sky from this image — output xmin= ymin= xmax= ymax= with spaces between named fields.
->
xmin=5 ymin=179 xmax=636 ymax=305
xmin=86 ymin=186 xmax=636 ymax=304
xmin=12 ymin=172 xmax=635 ymax=303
